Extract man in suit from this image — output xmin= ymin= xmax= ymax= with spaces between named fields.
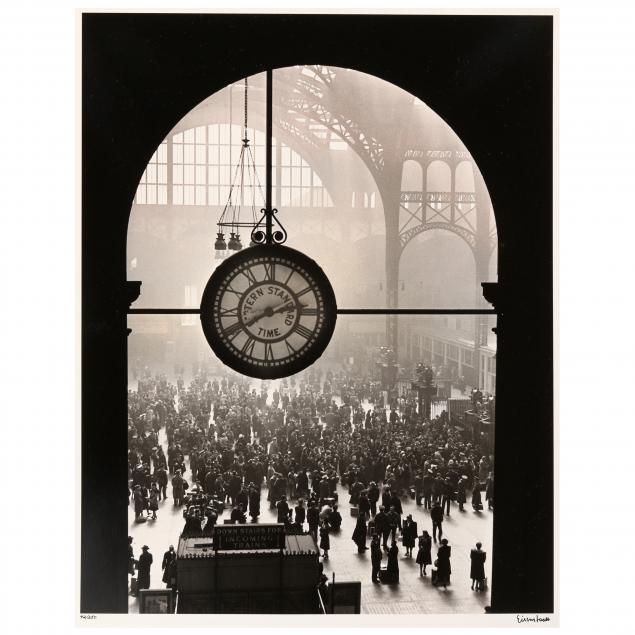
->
xmin=171 ymin=470 xmax=185 ymax=506
xmin=441 ymin=477 xmax=453 ymax=515
xmin=154 ymin=464 xmax=168 ymax=501
xmin=423 ymin=470 xmax=434 ymax=509
xmin=161 ymin=545 xmax=175 ymax=575
xmin=430 ymin=501 xmax=444 ymax=541
xmin=374 ymin=506 xmax=391 ymax=550
xmin=367 ymin=481 xmax=380 ymax=516
xmin=276 ymin=495 xmax=291 ymax=524
xmin=414 ymin=471 xmax=424 ymax=506
xmin=402 ymin=514 xmax=418 ymax=557
xmin=370 ymin=534 xmax=382 ymax=583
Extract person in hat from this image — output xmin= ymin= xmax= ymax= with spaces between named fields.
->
xmin=416 ymin=530 xmax=432 ymax=576
xmin=319 ymin=520 xmax=331 ymax=559
xmin=294 ymin=498 xmax=306 ymax=529
xmin=154 ymin=463 xmax=168 ymax=501
xmin=386 ymin=539 xmax=400 ymax=583
xmin=370 ymin=533 xmax=382 ymax=583
xmin=470 ymin=542 xmax=487 ymax=590
xmin=423 ymin=469 xmax=434 ymax=509
xmin=435 ymin=538 xmax=452 ymax=589
xmin=137 ymin=545 xmax=153 ymax=591
xmin=485 ymin=472 xmax=494 ymax=510
xmin=276 ymin=495 xmax=291 ymax=524
xmin=161 ymin=545 xmax=175 ymax=574
xmin=248 ymin=482 xmax=261 ymax=521
xmin=402 ymin=514 xmax=418 ymax=557
xmin=133 ymin=484 xmax=147 ymax=522
xmin=318 ymin=474 xmax=330 ymax=502
xmin=367 ymin=481 xmax=380 ymax=516
xmin=148 ymin=483 xmax=159 ymax=519
xmin=456 ymin=475 xmax=468 ymax=512
xmin=430 ymin=501 xmax=444 ymax=542
xmin=441 ymin=477 xmax=453 ymax=516
xmin=374 ymin=505 xmax=391 ymax=550
xmin=171 ymin=470 xmax=185 ymax=507
xmin=307 ymin=500 xmax=320 ymax=540
xmin=358 ymin=490 xmax=371 ymax=520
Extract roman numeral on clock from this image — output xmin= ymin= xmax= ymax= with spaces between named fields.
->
xmin=263 ymin=262 xmax=276 ymax=281
xmin=264 ymin=342 xmax=275 ymax=361
xmin=224 ymin=321 xmax=242 ymax=340
xmin=300 ymin=307 xmax=318 ymax=317
xmin=285 ymin=340 xmax=297 ymax=356
xmin=296 ymin=286 xmax=313 ymax=299
xmin=220 ymin=307 xmax=238 ymax=317
xmin=293 ymin=323 xmax=314 ymax=340
xmin=240 ymin=336 xmax=256 ymax=357
xmin=225 ymin=285 xmax=243 ymax=299
xmin=241 ymin=268 xmax=258 ymax=286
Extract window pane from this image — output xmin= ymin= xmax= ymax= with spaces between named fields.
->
xmin=173 ymin=143 xmax=183 ymax=163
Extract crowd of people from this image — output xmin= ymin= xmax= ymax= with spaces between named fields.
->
xmin=127 ymin=361 xmax=493 ymax=596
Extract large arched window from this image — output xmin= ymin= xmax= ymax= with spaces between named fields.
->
xmin=126 ymin=66 xmax=499 ymax=615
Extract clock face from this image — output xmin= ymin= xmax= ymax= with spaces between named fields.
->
xmin=200 ymin=245 xmax=337 ymax=379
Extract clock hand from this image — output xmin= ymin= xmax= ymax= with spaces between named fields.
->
xmin=243 ymin=302 xmax=307 ymax=328
xmin=270 ymin=301 xmax=306 ymax=316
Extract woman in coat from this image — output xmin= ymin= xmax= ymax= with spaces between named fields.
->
xmin=148 ymin=483 xmax=159 ymax=519
xmin=137 ymin=545 xmax=153 ymax=591
xmin=436 ymin=539 xmax=452 ymax=589
xmin=401 ymin=514 xmax=418 ymax=557
xmin=470 ymin=542 xmax=487 ymax=590
xmin=133 ymin=485 xmax=147 ymax=521
xmin=416 ymin=530 xmax=432 ymax=576
xmin=352 ymin=515 xmax=368 ymax=553
xmin=319 ymin=521 xmax=331 ymax=559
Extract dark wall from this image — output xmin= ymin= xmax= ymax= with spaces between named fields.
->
xmin=82 ymin=13 xmax=553 ymax=613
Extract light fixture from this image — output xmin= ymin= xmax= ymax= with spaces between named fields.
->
xmin=215 ymin=77 xmax=265 ymax=259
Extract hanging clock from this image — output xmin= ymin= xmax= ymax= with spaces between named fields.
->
xmin=200 ymin=244 xmax=337 ymax=379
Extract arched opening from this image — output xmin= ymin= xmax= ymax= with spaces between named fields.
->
xmin=125 ymin=65 xmax=499 ymax=615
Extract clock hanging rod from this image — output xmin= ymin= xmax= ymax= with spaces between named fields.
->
xmin=250 ymin=68 xmax=286 ymax=246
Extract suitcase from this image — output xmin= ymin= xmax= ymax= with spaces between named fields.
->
xmin=379 ymin=567 xmax=398 ymax=584
xmin=431 ymin=569 xmax=438 ymax=586
xmin=367 ymin=519 xmax=375 ymax=537
xmin=350 ymin=506 xmax=359 ymax=517
xmin=477 ymin=577 xmax=488 ymax=591
xmin=130 ymin=576 xmax=138 ymax=596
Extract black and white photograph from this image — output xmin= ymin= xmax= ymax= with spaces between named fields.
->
xmin=79 ymin=11 xmax=555 ymax=624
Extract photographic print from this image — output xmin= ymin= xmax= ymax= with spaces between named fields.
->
xmin=80 ymin=11 xmax=555 ymax=625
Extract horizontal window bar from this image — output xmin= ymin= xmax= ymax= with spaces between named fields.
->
xmin=127 ymin=308 xmax=496 ymax=315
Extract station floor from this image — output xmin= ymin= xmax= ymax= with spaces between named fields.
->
xmin=128 ymin=375 xmax=491 ymax=614
xmin=128 ymin=454 xmax=492 ymax=614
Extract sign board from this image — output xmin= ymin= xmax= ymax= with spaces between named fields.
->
xmin=213 ymin=523 xmax=285 ymax=551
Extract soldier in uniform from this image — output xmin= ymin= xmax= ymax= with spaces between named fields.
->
xmin=374 ymin=506 xmax=391 ymax=550
xmin=430 ymin=501 xmax=444 ymax=541
xmin=370 ymin=534 xmax=382 ymax=583
xmin=423 ymin=469 xmax=434 ymax=509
